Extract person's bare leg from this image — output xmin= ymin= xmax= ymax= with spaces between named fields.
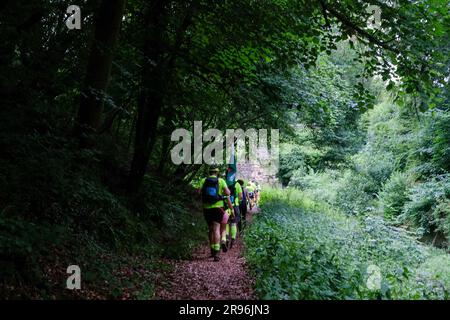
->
xmin=230 ymin=222 xmax=237 ymax=248
xmin=210 ymin=225 xmax=215 ymax=243
xmin=212 ymin=222 xmax=221 ymax=260
xmin=214 ymin=223 xmax=221 ymax=243
xmin=208 ymin=224 xmax=214 ymax=256
xmin=221 ymin=223 xmax=227 ymax=241
xmin=220 ymin=222 xmax=228 ymax=252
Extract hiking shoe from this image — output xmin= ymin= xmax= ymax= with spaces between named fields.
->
xmin=212 ymin=250 xmax=220 ymax=261
xmin=221 ymin=241 xmax=228 ymax=253
xmin=230 ymin=239 xmax=235 ymax=249
xmin=210 ymin=248 xmax=214 ymax=257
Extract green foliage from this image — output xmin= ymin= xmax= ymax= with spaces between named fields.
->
xmin=0 ymin=118 xmax=205 ymax=297
xmin=334 ymin=169 xmax=377 ymax=215
xmin=431 ymin=112 xmax=450 ymax=173
xmin=352 ymin=149 xmax=396 ymax=191
xmin=279 ymin=141 xmax=324 ymax=186
xmin=245 ymin=188 xmax=449 ymax=300
xmin=408 ymin=255 xmax=450 ymax=299
xmin=401 ymin=176 xmax=450 ymax=238
xmin=379 ymin=171 xmax=411 ymax=221
xmin=289 ymin=166 xmax=378 ymax=215
xmin=287 ymin=97 xmax=450 ymax=247
xmin=0 ymin=214 xmax=64 ymax=284
xmin=290 ymin=170 xmax=340 ymax=205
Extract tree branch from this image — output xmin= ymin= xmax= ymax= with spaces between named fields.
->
xmin=321 ymin=2 xmax=400 ymax=54
xmin=319 ymin=0 xmax=331 ymax=29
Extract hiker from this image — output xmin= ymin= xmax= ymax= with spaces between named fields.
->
xmin=199 ymin=166 xmax=234 ymax=261
xmin=255 ymin=181 xmax=261 ymax=207
xmin=246 ymin=181 xmax=255 ymax=210
xmin=237 ymin=179 xmax=248 ymax=231
xmin=223 ymin=179 xmax=243 ymax=249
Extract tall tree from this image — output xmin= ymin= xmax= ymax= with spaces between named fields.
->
xmin=128 ymin=1 xmax=195 ymax=191
xmin=76 ymin=0 xmax=126 ymax=140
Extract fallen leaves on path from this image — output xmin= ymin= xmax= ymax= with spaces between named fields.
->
xmin=155 ymin=208 xmax=258 ymax=300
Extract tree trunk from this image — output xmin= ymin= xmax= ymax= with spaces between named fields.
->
xmin=128 ymin=86 xmax=164 ymax=191
xmin=75 ymin=0 xmax=125 ymax=140
xmin=157 ymin=130 xmax=171 ymax=173
xmin=127 ymin=1 xmax=197 ymax=192
xmin=127 ymin=1 xmax=168 ymax=192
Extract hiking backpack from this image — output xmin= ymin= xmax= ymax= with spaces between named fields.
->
xmin=201 ymin=177 xmax=223 ymax=204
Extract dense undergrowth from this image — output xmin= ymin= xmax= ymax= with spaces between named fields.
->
xmin=260 ymin=98 xmax=450 ymax=300
xmin=245 ymin=188 xmax=450 ymax=300
xmin=282 ymin=100 xmax=450 ymax=248
xmin=0 ymin=114 xmax=206 ymax=299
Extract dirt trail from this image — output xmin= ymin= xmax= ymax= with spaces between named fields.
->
xmin=155 ymin=208 xmax=257 ymax=300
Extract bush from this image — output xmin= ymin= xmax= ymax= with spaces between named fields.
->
xmin=279 ymin=142 xmax=324 ymax=186
xmin=432 ymin=111 xmax=450 ymax=173
xmin=352 ymin=148 xmax=396 ymax=192
xmin=379 ymin=171 xmax=411 ymax=221
xmin=245 ymin=188 xmax=450 ymax=299
xmin=245 ymin=202 xmax=365 ymax=299
xmin=0 ymin=213 xmax=64 ymax=284
xmin=403 ymin=255 xmax=450 ymax=299
xmin=401 ymin=175 xmax=450 ymax=239
xmin=0 ymin=125 xmax=206 ymax=297
xmin=290 ymin=167 xmax=377 ymax=215
xmin=289 ymin=169 xmax=339 ymax=205
xmin=334 ymin=170 xmax=377 ymax=215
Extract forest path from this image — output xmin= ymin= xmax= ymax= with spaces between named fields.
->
xmin=154 ymin=208 xmax=258 ymax=300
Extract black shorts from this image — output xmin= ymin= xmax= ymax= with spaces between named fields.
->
xmin=203 ymin=207 xmax=224 ymax=225
xmin=228 ymin=206 xmax=240 ymax=224
xmin=239 ymin=201 xmax=247 ymax=216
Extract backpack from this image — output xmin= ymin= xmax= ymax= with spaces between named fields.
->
xmin=201 ymin=177 xmax=223 ymax=204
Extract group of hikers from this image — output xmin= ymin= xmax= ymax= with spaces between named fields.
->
xmin=198 ymin=165 xmax=261 ymax=261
